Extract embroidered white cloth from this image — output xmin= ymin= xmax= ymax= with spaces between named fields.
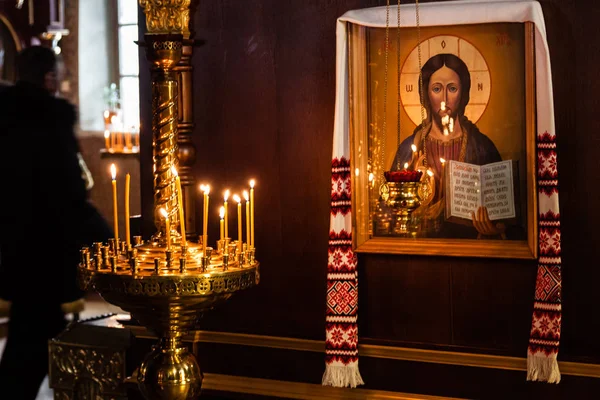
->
xmin=325 ymin=0 xmax=561 ymax=387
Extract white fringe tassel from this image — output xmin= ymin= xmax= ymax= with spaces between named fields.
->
xmin=527 ymin=353 xmax=561 ymax=383
xmin=322 ymin=363 xmax=365 ymax=388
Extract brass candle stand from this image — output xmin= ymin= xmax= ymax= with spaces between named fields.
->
xmin=78 ymin=237 xmax=258 ymax=400
xmin=78 ymin=9 xmax=260 ymax=399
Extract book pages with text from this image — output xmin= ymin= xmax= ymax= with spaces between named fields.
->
xmin=446 ymin=160 xmax=516 ymax=222
xmin=480 ymin=160 xmax=516 ymax=220
xmin=447 ymin=161 xmax=482 ymax=220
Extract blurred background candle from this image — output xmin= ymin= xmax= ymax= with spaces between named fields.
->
xmin=219 ymin=206 xmax=225 ymax=241
xmin=243 ymin=191 xmax=250 ymax=246
xmin=223 ymin=189 xmax=230 ymax=239
xmin=104 ymin=130 xmax=110 ymax=150
xmin=233 ymin=194 xmax=242 ymax=253
xmin=172 ymin=166 xmax=186 ymax=247
xmin=110 ymin=164 xmax=119 ymax=242
xmin=249 ymin=179 xmax=255 ymax=248
xmin=125 ymin=173 xmax=130 ymax=248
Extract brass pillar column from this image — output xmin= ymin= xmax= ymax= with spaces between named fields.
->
xmin=139 ymin=0 xmax=196 ymax=240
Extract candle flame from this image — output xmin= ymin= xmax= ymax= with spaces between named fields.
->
xmin=233 ymin=194 xmax=241 ymax=203
xmin=103 ymin=110 xmax=110 ymax=119
xmin=110 ymin=164 xmax=116 ymax=180
xmin=171 ymin=165 xmax=178 ymax=177
xmin=199 ymin=184 xmax=205 ymax=192
xmin=404 ymin=162 xmax=409 ymax=169
xmin=219 ymin=206 xmax=225 ymax=219
xmin=411 ymin=144 xmax=417 ymax=152
xmin=243 ymin=190 xmax=249 ymax=201
xmin=440 ymin=158 xmax=446 ymax=164
xmin=159 ymin=208 xmax=168 ymax=219
xmin=104 ymin=130 xmax=110 ymax=139
xmin=250 ymin=179 xmax=255 ymax=188
xmin=224 ymin=189 xmax=230 ymax=201
xmin=204 ymin=185 xmax=210 ymax=195
xmin=441 ymin=101 xmax=446 ymax=111
xmin=427 ymin=169 xmax=434 ymax=177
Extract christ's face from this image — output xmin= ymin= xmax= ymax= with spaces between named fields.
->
xmin=427 ymin=65 xmax=462 ymax=128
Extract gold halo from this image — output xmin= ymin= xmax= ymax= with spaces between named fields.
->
xmin=400 ymin=35 xmax=491 ymax=126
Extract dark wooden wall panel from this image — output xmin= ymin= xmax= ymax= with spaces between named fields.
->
xmin=359 ymin=254 xmax=452 ymax=345
xmin=451 ymin=258 xmax=536 ymax=354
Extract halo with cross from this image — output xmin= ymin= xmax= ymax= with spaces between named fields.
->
xmin=400 ymin=35 xmax=491 ymax=126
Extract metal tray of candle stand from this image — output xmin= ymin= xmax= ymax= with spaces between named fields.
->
xmin=79 ymin=239 xmax=259 ymax=400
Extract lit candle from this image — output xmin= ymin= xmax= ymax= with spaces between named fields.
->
xmin=243 ymin=190 xmax=250 ymax=246
xmin=233 ymin=194 xmax=242 ymax=253
xmin=441 ymin=101 xmax=446 ymax=111
xmin=439 ymin=158 xmax=447 ymax=199
xmin=249 ymin=179 xmax=255 ymax=248
xmin=219 ymin=206 xmax=225 ymax=241
xmin=223 ymin=189 xmax=230 ymax=239
xmin=171 ymin=166 xmax=186 ymax=247
xmin=125 ymin=173 xmax=130 ymax=248
xmin=110 ymin=164 xmax=119 ymax=243
xmin=159 ymin=208 xmax=171 ymax=250
xmin=104 ymin=130 xmax=110 ymax=150
xmin=202 ymin=185 xmax=210 ymax=254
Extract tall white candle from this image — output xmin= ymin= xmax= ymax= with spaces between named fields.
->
xmin=233 ymin=194 xmax=242 ymax=253
xmin=243 ymin=191 xmax=250 ymax=246
xmin=223 ymin=189 xmax=230 ymax=239
xmin=110 ymin=164 xmax=119 ymax=243
xmin=125 ymin=173 xmax=130 ymax=248
xmin=249 ymin=179 xmax=255 ymax=248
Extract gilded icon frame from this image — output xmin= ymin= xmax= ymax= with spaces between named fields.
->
xmin=349 ymin=21 xmax=538 ymax=259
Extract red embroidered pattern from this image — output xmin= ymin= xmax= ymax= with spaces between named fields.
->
xmin=326 ymin=157 xmax=359 ymax=366
xmin=528 ymin=134 xmax=562 ymax=362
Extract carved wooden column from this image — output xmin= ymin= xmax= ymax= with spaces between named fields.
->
xmin=175 ymin=25 xmax=198 ymax=240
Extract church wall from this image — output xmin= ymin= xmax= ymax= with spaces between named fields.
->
xmin=137 ymin=0 xmax=599 ymax=397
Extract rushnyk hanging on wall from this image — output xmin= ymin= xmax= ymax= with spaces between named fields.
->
xmin=325 ymin=0 xmax=562 ymax=387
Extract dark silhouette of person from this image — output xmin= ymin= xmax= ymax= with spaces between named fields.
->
xmin=0 ymin=46 xmax=112 ymax=399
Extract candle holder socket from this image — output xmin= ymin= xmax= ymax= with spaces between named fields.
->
xmin=222 ymin=253 xmax=230 ymax=271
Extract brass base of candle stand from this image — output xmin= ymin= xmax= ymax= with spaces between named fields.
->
xmin=78 ymin=240 xmax=259 ymax=400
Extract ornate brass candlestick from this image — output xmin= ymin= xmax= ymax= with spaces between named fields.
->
xmin=78 ymin=3 xmax=259 ymax=399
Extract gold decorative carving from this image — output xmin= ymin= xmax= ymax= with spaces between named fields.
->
xmin=139 ymin=0 xmax=192 ymax=38
xmin=49 ymin=343 xmax=127 ymax=399
xmin=80 ymin=267 xmax=258 ymax=297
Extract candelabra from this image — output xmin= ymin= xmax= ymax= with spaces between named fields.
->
xmin=78 ymin=2 xmax=259 ymax=399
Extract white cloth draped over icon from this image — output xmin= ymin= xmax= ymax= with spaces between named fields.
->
xmin=325 ymin=0 xmax=561 ymax=388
